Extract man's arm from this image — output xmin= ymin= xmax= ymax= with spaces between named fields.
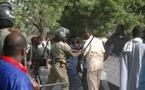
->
xmin=67 ymin=49 xmax=83 ymax=57
xmin=12 ymin=76 xmax=33 ymax=90
xmin=63 ymin=42 xmax=83 ymax=57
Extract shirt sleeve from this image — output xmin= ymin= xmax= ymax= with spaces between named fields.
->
xmin=17 ymin=80 xmax=33 ymax=90
xmin=11 ymin=75 xmax=33 ymax=90
xmin=100 ymin=40 xmax=105 ymax=53
xmin=62 ymin=42 xmax=71 ymax=52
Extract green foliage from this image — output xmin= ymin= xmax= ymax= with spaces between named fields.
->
xmin=11 ymin=0 xmax=68 ymax=36
xmin=9 ymin=0 xmax=145 ymax=37
xmin=0 ymin=0 xmax=6 ymax=2
xmin=60 ymin=0 xmax=145 ymax=37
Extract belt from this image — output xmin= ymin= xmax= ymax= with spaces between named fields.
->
xmin=52 ymin=58 xmax=66 ymax=64
xmin=51 ymin=58 xmax=64 ymax=64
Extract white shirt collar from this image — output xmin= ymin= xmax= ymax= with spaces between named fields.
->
xmin=132 ymin=37 xmax=143 ymax=43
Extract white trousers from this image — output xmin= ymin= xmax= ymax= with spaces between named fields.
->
xmin=87 ymin=69 xmax=102 ymax=90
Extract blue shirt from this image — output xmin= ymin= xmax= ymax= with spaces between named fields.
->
xmin=0 ymin=58 xmax=33 ymax=90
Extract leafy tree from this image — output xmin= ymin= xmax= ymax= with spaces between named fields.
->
xmin=0 ymin=0 xmax=6 ymax=2
xmin=3 ymin=0 xmax=145 ymax=38
xmin=10 ymin=0 xmax=68 ymax=38
xmin=60 ymin=0 xmax=145 ymax=37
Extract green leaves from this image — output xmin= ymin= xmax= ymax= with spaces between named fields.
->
xmin=11 ymin=0 xmax=67 ymax=36
xmin=60 ymin=0 xmax=145 ymax=37
xmin=7 ymin=0 xmax=145 ymax=37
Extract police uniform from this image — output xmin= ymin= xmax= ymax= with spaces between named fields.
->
xmin=29 ymin=39 xmax=48 ymax=75
xmin=46 ymin=27 xmax=71 ymax=90
xmin=46 ymin=41 xmax=70 ymax=90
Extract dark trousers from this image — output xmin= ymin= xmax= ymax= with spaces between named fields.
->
xmin=82 ymin=68 xmax=88 ymax=90
xmin=99 ymin=81 xmax=119 ymax=90
xmin=108 ymin=82 xmax=119 ymax=90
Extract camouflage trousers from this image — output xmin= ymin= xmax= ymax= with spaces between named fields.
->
xmin=46 ymin=62 xmax=69 ymax=90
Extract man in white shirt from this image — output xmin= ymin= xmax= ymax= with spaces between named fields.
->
xmin=120 ymin=25 xmax=145 ymax=90
xmin=83 ymin=30 xmax=105 ymax=90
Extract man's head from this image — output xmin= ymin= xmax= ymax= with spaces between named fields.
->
xmin=83 ymin=29 xmax=92 ymax=39
xmin=55 ymin=27 xmax=70 ymax=41
xmin=31 ymin=36 xmax=40 ymax=46
xmin=2 ymin=32 xmax=27 ymax=62
xmin=115 ymin=24 xmax=125 ymax=35
xmin=0 ymin=2 xmax=15 ymax=29
xmin=132 ymin=25 xmax=143 ymax=38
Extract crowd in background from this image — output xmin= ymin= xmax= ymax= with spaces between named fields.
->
xmin=1 ymin=1 xmax=145 ymax=90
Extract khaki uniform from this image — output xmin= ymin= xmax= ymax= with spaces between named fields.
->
xmin=46 ymin=41 xmax=70 ymax=90
xmin=83 ymin=36 xmax=105 ymax=90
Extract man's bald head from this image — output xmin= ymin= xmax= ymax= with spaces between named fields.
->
xmin=3 ymin=32 xmax=27 ymax=56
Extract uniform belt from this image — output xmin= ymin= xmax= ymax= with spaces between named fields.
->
xmin=52 ymin=58 xmax=65 ymax=63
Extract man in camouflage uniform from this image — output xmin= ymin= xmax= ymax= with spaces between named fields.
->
xmin=46 ymin=27 xmax=83 ymax=90
xmin=28 ymin=36 xmax=49 ymax=78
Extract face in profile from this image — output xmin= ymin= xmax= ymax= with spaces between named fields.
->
xmin=83 ymin=32 xmax=90 ymax=39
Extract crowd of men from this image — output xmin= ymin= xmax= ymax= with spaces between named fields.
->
xmin=1 ymin=1 xmax=145 ymax=90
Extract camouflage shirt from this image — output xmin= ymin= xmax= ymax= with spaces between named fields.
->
xmin=51 ymin=41 xmax=71 ymax=60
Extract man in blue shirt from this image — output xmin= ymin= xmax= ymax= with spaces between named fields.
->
xmin=0 ymin=2 xmax=34 ymax=90
xmin=0 ymin=32 xmax=33 ymax=90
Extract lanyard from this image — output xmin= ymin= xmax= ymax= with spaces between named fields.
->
xmin=84 ymin=36 xmax=94 ymax=50
xmin=1 ymin=56 xmax=28 ymax=74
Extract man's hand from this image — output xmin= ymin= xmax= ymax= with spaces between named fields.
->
xmin=32 ymin=80 xmax=40 ymax=90
xmin=59 ymin=59 xmax=67 ymax=68
xmin=29 ymin=75 xmax=40 ymax=90
xmin=80 ymin=49 xmax=85 ymax=53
